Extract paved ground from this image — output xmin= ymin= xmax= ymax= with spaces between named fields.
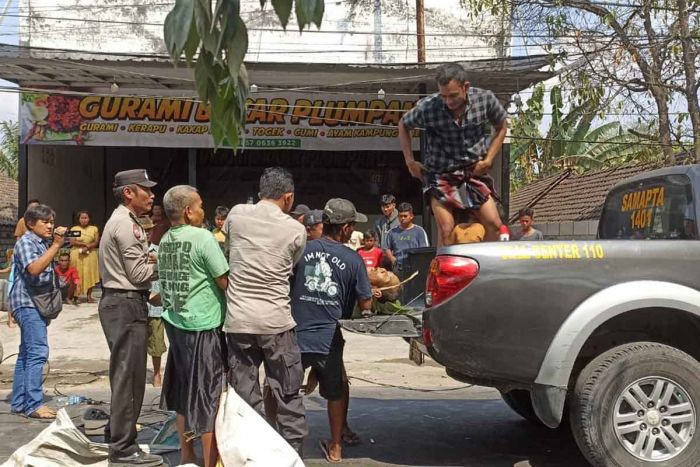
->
xmin=0 ymin=302 xmax=588 ymax=466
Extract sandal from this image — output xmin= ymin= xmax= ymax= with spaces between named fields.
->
xmin=342 ymin=429 xmax=361 ymax=446
xmin=28 ymin=406 xmax=56 ymax=420
xmin=319 ymin=440 xmax=342 ymax=464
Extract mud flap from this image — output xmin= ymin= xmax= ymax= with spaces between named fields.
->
xmin=339 ymin=312 xmax=422 ymax=338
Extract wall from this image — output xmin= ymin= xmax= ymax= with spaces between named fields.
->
xmin=28 ymin=145 xmax=105 ymax=228
xmin=20 ymin=0 xmax=508 ymax=64
xmin=509 ymin=221 xmax=599 ymax=240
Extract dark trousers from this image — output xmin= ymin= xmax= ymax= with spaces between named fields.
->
xmin=226 ymin=329 xmax=307 ymax=442
xmin=98 ymin=291 xmax=148 ymax=457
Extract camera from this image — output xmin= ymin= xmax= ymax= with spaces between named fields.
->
xmin=62 ymin=230 xmax=82 ymax=238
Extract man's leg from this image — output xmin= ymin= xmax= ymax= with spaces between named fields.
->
xmin=67 ymin=283 xmax=77 ymax=302
xmin=226 ymin=333 xmax=265 ymax=412
xmin=326 ymin=399 xmax=344 ymax=461
xmin=175 ymin=414 xmax=196 ymax=464
xmin=260 ymin=331 xmax=307 ymax=447
xmin=474 ymin=197 xmax=503 ymax=241
xmin=430 ymin=197 xmax=456 ymax=247
xmin=201 ymin=432 xmax=218 ymax=467
xmin=99 ymin=294 xmax=149 ymax=458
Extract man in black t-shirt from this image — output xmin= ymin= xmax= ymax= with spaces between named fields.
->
xmin=291 ymin=198 xmax=372 ymax=463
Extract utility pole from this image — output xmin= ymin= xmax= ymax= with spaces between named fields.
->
xmin=373 ymin=0 xmax=383 ymax=63
xmin=416 ymin=0 xmax=426 ymax=64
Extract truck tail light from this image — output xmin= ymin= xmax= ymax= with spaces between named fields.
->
xmin=425 ymin=256 xmax=479 ymax=308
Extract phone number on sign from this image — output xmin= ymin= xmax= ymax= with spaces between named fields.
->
xmin=244 ymin=138 xmax=301 ymax=148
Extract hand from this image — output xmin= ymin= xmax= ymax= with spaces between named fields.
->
xmin=372 ymin=288 xmax=382 ymax=299
xmin=148 ymin=252 xmax=157 ymax=264
xmin=473 ymin=159 xmax=492 ymax=176
xmin=53 ymin=227 xmax=67 ymax=245
xmin=406 ymin=160 xmax=426 ymax=180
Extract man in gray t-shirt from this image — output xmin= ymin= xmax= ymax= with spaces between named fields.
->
xmin=384 ymin=202 xmax=429 ymax=272
xmin=517 ymin=207 xmax=544 ymax=240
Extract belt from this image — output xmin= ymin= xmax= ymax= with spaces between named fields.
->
xmin=103 ymin=288 xmax=149 ymax=299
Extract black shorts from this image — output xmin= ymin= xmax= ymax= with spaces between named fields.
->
xmin=302 ymin=330 xmax=345 ymax=401
xmin=160 ymin=322 xmax=227 ymax=436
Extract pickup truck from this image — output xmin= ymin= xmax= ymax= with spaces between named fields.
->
xmin=343 ymin=164 xmax=700 ymax=467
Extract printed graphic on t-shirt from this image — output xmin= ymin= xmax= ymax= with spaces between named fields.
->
xmin=158 ymin=240 xmax=191 ymax=310
xmin=304 ymin=255 xmax=339 ymax=298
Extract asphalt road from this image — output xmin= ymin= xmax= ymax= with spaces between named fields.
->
xmin=0 ymin=303 xmax=589 ymax=466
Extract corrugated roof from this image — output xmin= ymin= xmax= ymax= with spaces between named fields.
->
xmin=509 ymin=163 xmax=661 ymax=223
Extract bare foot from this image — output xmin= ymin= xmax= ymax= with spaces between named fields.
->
xmin=153 ymin=373 xmax=162 ymax=388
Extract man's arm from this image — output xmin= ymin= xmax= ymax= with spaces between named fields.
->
xmin=473 ymin=117 xmax=507 ymax=176
xmin=117 ymin=223 xmax=155 ymax=284
xmin=215 ymin=273 xmax=228 ymax=290
xmin=399 ymin=120 xmax=425 ymax=180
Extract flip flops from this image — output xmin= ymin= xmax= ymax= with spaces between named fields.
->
xmin=319 ymin=440 xmax=342 ymax=464
xmin=27 ymin=405 xmax=57 ymax=420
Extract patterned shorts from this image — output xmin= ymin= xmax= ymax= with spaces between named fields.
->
xmin=424 ymin=169 xmax=497 ymax=211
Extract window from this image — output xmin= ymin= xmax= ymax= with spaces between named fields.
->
xmin=599 ymin=174 xmax=696 ymax=240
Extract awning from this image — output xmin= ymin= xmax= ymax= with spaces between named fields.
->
xmin=0 ymin=44 xmax=556 ymax=97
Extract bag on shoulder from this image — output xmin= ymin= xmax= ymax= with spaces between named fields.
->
xmin=15 ymin=255 xmax=63 ymax=320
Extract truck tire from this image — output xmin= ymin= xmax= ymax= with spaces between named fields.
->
xmin=501 ymin=390 xmax=543 ymax=425
xmin=570 ymin=342 xmax=700 ymax=467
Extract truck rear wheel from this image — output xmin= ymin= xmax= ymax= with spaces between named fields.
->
xmin=501 ymin=390 xmax=542 ymax=425
xmin=570 ymin=342 xmax=700 ymax=467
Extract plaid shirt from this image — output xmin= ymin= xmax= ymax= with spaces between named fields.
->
xmin=9 ymin=231 xmax=55 ymax=311
xmin=401 ymin=87 xmax=508 ymax=173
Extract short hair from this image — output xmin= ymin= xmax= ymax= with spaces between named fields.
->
xmin=518 ymin=208 xmax=535 ymax=218
xmin=27 ymin=198 xmax=40 ymax=206
xmin=323 ymin=222 xmax=346 ymax=238
xmin=364 ymin=229 xmax=378 ymax=240
xmin=397 ymin=202 xmax=414 ymax=213
xmin=76 ymin=210 xmax=90 ymax=220
xmin=380 ymin=194 xmax=396 ymax=205
xmin=259 ymin=167 xmax=294 ymax=200
xmin=215 ymin=206 xmax=230 ymax=219
xmin=113 ymin=184 xmax=139 ymax=203
xmin=58 ymin=251 xmax=70 ymax=260
xmin=436 ymin=63 xmax=468 ymax=86
xmin=163 ymin=185 xmax=199 ymax=222
xmin=24 ymin=203 xmax=56 ymax=227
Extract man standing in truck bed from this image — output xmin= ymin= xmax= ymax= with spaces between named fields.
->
xmin=398 ymin=63 xmax=508 ymax=245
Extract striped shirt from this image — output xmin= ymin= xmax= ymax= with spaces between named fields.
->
xmin=9 ymin=231 xmax=55 ymax=311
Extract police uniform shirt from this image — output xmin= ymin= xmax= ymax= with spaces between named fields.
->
xmin=99 ymin=204 xmax=155 ymax=290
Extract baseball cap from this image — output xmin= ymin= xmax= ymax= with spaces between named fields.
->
xmin=290 ymin=204 xmax=311 ymax=217
xmin=324 ymin=198 xmax=368 ymax=224
xmin=380 ymin=194 xmax=396 ymax=205
xmin=304 ymin=209 xmax=324 ymax=226
xmin=113 ymin=169 xmax=157 ymax=188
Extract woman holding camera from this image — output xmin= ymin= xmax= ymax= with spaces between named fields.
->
xmin=69 ymin=211 xmax=100 ymax=304
xmin=9 ymin=204 xmax=66 ymax=419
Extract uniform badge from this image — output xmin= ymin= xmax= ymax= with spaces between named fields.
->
xmin=133 ymin=223 xmax=142 ymax=240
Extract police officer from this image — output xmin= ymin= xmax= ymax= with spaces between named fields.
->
xmin=98 ymin=169 xmax=162 ymax=466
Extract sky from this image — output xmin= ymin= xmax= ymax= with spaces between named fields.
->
xmin=0 ymin=0 xmax=18 ymax=123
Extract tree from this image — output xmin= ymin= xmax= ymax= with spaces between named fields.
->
xmin=163 ymin=0 xmax=324 ymax=149
xmin=0 ymin=120 xmax=18 ymax=180
xmin=510 ymin=83 xmax=661 ymax=188
xmin=461 ymin=0 xmax=700 ymax=164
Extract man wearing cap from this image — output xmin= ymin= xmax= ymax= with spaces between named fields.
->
xmin=374 ymin=194 xmax=399 ymax=250
xmin=304 ymin=209 xmax=324 ymax=241
xmin=290 ymin=198 xmax=373 ymax=463
xmin=98 ymin=169 xmax=162 ymax=466
xmin=224 ymin=167 xmax=308 ymax=455
xmin=291 ymin=203 xmax=311 ymax=224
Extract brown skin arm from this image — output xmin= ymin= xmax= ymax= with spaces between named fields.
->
xmin=215 ymin=273 xmax=228 ymax=291
xmin=357 ymin=297 xmax=372 ymax=312
xmin=27 ymin=228 xmax=65 ymax=276
xmin=473 ymin=118 xmax=508 ymax=176
xmin=398 ymin=120 xmax=425 ymax=179
xmin=384 ymin=249 xmax=397 ymax=265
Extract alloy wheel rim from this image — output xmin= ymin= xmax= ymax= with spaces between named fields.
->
xmin=613 ymin=376 xmax=696 ymax=462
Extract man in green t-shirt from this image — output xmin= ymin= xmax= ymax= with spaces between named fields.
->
xmin=158 ymin=185 xmax=229 ymax=467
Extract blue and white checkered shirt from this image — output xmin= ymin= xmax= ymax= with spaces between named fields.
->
xmin=401 ymin=87 xmax=508 ymax=173
xmin=9 ymin=231 xmax=55 ymax=311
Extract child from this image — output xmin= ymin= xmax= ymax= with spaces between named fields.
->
xmin=449 ymin=209 xmax=486 ymax=245
xmin=55 ymin=251 xmax=80 ymax=306
xmin=211 ymin=205 xmax=229 ymax=252
xmin=140 ymin=215 xmax=167 ymax=388
xmin=358 ymin=229 xmax=383 ymax=269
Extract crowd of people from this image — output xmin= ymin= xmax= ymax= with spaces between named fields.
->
xmin=3 ymin=62 xmax=550 ymax=466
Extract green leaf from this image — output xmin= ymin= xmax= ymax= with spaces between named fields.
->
xmin=164 ymin=0 xmax=195 ymax=60
xmin=296 ymin=0 xmax=319 ymax=31
xmin=312 ymin=0 xmax=324 ymax=28
xmin=227 ymin=17 xmax=248 ymax=80
xmin=195 ymin=52 xmax=215 ymax=101
xmin=183 ymin=19 xmax=200 ymax=65
xmin=271 ymin=0 xmax=293 ymax=29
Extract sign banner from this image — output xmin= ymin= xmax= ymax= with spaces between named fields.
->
xmin=19 ymin=91 xmax=420 ymax=151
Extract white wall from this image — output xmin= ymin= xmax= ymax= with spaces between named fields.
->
xmin=27 ymin=145 xmax=106 ymax=228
